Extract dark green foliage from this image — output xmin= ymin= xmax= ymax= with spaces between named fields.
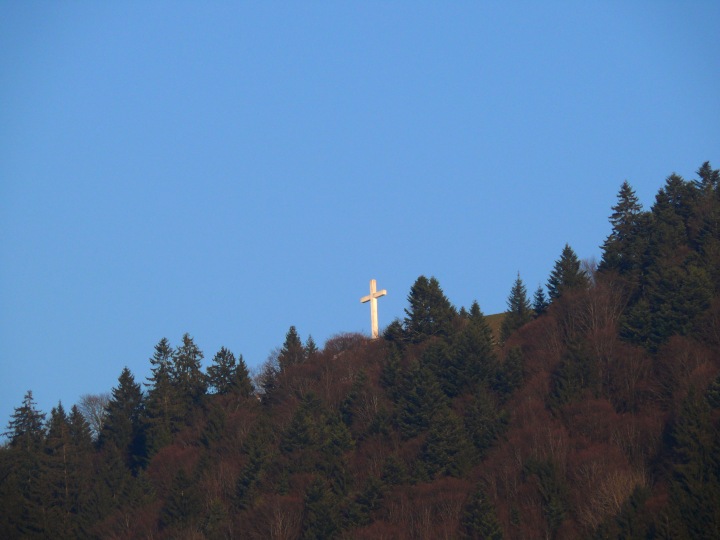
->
xmin=420 ymin=406 xmax=474 ymax=478
xmin=524 ymin=459 xmax=568 ymax=537
xmin=99 ymin=367 xmax=145 ymax=470
xmin=532 ymin=285 xmax=549 ymax=316
xmin=1 ymin=391 xmax=47 ymax=538
xmin=160 ymin=468 xmax=202 ymax=530
xmin=301 ymin=478 xmax=341 ymax=540
xmin=305 ymin=334 xmax=319 ymax=361
xmin=600 ymin=181 xmax=646 ymax=284
xmin=172 ymin=333 xmax=207 ymax=418
xmin=494 ymin=346 xmax=523 ymax=398
xmin=207 ymin=346 xmax=253 ymax=397
xmin=5 ymin=390 xmax=46 ymax=452
xmin=396 ymin=363 xmax=447 ymax=439
xmin=549 ymin=345 xmax=597 ymax=408
xmin=547 ymin=244 xmax=589 ymax=301
xmin=446 ymin=301 xmax=497 ymax=395
xmin=144 ymin=337 xmax=177 ymax=456
xmin=500 ymin=274 xmax=533 ymax=342
xmin=403 ymin=275 xmax=457 ymax=343
xmin=461 ymin=484 xmax=503 ymax=539
xmin=279 ymin=325 xmax=306 ymax=369
xmin=666 ymin=387 xmax=720 ymax=539
xmin=464 ymin=391 xmax=507 ymax=457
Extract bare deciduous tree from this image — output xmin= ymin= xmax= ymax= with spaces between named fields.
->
xmin=78 ymin=392 xmax=111 ymax=439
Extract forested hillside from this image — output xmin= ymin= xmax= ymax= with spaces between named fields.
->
xmin=2 ymin=162 xmax=720 ymax=539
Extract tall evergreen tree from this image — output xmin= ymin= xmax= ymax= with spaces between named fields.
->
xmin=461 ymin=484 xmax=503 ymax=539
xmin=532 ymin=285 xmax=549 ymax=316
xmin=278 ymin=325 xmax=306 ymax=370
xmin=172 ymin=333 xmax=207 ymax=421
xmin=99 ymin=367 xmax=145 ymax=471
xmin=403 ymin=275 xmax=456 ymax=343
xmin=500 ymin=274 xmax=533 ymax=343
xmin=144 ymin=338 xmax=178 ymax=456
xmin=207 ymin=346 xmax=238 ymax=395
xmin=44 ymin=403 xmax=76 ymax=539
xmin=5 ymin=390 xmax=46 ymax=452
xmin=1 ymin=391 xmax=47 ymax=538
xmin=547 ymin=244 xmax=589 ymax=301
xmin=600 ymin=181 xmax=645 ymax=277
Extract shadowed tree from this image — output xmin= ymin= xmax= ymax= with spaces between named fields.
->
xmin=500 ymin=273 xmax=533 ymax=343
xmin=547 ymin=244 xmax=589 ymax=301
xmin=403 ymin=275 xmax=456 ymax=343
xmin=278 ymin=326 xmax=306 ymax=370
xmin=99 ymin=367 xmax=145 ymax=471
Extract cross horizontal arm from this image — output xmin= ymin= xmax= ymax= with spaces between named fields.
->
xmin=361 ymin=289 xmax=387 ymax=303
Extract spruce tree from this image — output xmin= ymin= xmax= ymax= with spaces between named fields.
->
xmin=2 ymin=391 xmax=47 ymax=537
xmin=600 ymin=181 xmax=645 ymax=277
xmin=99 ymin=367 xmax=145 ymax=471
xmin=461 ymin=484 xmax=503 ymax=539
xmin=172 ymin=333 xmax=207 ymax=421
xmin=532 ymin=285 xmax=548 ymax=316
xmin=207 ymin=346 xmax=238 ymax=394
xmin=547 ymin=244 xmax=588 ymax=301
xmin=278 ymin=325 xmax=306 ymax=370
xmin=144 ymin=338 xmax=178 ymax=456
xmin=500 ymin=274 xmax=533 ymax=343
xmin=403 ymin=275 xmax=456 ymax=343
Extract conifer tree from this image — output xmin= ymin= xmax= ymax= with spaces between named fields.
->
xmin=2 ymin=391 xmax=48 ymax=537
xmin=403 ymin=275 xmax=456 ymax=343
xmin=144 ymin=338 xmax=178 ymax=455
xmin=600 ymin=181 xmax=645 ymax=277
xmin=44 ymin=403 xmax=76 ymax=538
xmin=5 ymin=390 xmax=46 ymax=452
xmin=500 ymin=274 xmax=533 ymax=343
xmin=99 ymin=367 xmax=145 ymax=470
xmin=547 ymin=244 xmax=588 ymax=301
xmin=461 ymin=484 xmax=503 ymax=539
xmin=421 ymin=405 xmax=473 ymax=478
xmin=172 ymin=333 xmax=207 ymax=420
xmin=532 ymin=285 xmax=548 ymax=316
xmin=278 ymin=325 xmax=306 ymax=370
xmin=305 ymin=335 xmax=319 ymax=361
xmin=447 ymin=301 xmax=496 ymax=395
xmin=207 ymin=346 xmax=238 ymax=394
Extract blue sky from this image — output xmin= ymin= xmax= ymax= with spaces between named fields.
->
xmin=1 ymin=2 xmax=719 ymax=425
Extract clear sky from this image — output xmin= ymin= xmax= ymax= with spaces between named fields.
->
xmin=1 ymin=2 xmax=719 ymax=425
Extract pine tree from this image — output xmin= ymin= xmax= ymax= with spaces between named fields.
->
xmin=278 ymin=326 xmax=306 ymax=370
xmin=403 ymin=275 xmax=457 ymax=343
xmin=547 ymin=244 xmax=589 ymax=301
xmin=500 ymin=274 xmax=533 ymax=343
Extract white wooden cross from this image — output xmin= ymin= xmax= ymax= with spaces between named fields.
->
xmin=360 ymin=279 xmax=387 ymax=339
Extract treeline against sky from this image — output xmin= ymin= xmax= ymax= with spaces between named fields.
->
xmin=2 ymin=162 xmax=720 ymax=539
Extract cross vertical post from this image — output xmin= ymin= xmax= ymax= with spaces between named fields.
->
xmin=360 ymin=279 xmax=387 ymax=339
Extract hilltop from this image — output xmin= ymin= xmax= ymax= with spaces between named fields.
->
xmin=2 ymin=162 xmax=720 ymax=539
